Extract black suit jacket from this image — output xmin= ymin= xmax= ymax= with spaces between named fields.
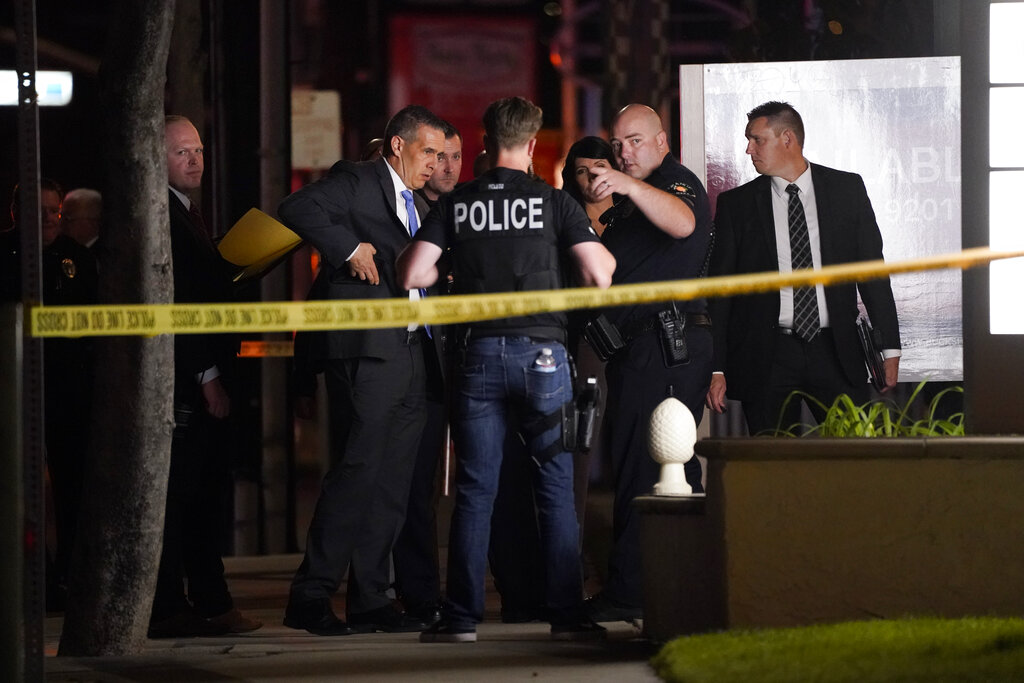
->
xmin=169 ymin=190 xmax=236 ymax=404
xmin=708 ymin=163 xmax=900 ymax=401
xmin=278 ymin=157 xmax=428 ymax=360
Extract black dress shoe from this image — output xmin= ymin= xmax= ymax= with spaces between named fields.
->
xmin=584 ymin=592 xmax=643 ymax=623
xmin=551 ymin=617 xmax=607 ymax=641
xmin=284 ymin=599 xmax=369 ymax=636
xmin=403 ymin=600 xmax=442 ymax=626
xmin=348 ymin=604 xmax=429 ymax=633
xmin=419 ymin=618 xmax=477 ymax=643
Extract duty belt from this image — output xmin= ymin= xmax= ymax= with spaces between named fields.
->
xmin=463 ymin=325 xmax=566 ymax=346
xmin=620 ymin=311 xmax=712 ymax=344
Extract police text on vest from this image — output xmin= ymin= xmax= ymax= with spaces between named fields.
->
xmin=454 ymin=197 xmax=544 ymax=233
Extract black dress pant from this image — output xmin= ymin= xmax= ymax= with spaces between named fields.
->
xmin=742 ymin=329 xmax=868 ymax=436
xmin=392 ymin=397 xmax=445 ymax=609
xmin=289 ymin=342 xmax=426 ymax=616
xmin=602 ymin=327 xmax=711 ymax=608
xmin=152 ymin=405 xmax=232 ymax=621
xmin=43 ymin=337 xmax=92 ymax=599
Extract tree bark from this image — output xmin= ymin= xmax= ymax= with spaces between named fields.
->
xmin=58 ymin=0 xmax=176 ymax=656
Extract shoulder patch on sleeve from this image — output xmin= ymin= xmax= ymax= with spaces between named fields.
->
xmin=666 ymin=181 xmax=697 ymax=204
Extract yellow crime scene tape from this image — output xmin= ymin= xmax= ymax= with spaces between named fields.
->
xmin=28 ymin=246 xmax=1024 ymax=338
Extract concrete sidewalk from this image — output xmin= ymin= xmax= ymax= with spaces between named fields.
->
xmin=45 ymin=554 xmax=663 ymax=682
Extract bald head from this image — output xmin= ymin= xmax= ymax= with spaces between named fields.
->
xmin=165 ymin=115 xmax=204 ymax=192
xmin=610 ymin=104 xmax=669 ymax=179
xmin=613 ymin=104 xmax=662 ymax=132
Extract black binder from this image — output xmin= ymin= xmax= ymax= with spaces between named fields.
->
xmin=856 ymin=316 xmax=886 ymax=391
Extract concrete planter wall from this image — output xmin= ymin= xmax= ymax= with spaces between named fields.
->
xmin=637 ymin=437 xmax=1024 ymax=642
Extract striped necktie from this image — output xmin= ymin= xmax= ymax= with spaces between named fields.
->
xmin=786 ymin=183 xmax=820 ymax=341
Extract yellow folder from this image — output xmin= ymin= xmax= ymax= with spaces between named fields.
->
xmin=217 ymin=208 xmax=303 ymax=282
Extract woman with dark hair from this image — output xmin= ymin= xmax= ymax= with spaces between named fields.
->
xmin=560 ymin=135 xmax=619 ymax=236
xmin=560 ymin=137 xmax=618 ymax=592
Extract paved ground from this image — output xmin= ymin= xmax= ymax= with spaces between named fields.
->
xmin=44 ymin=554 xmax=664 ymax=682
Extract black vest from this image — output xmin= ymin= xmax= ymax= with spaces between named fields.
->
xmin=448 ymin=168 xmax=568 ymax=342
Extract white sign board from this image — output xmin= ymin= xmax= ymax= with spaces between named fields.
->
xmin=686 ymin=57 xmax=962 ymax=381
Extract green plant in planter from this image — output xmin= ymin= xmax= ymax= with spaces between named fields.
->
xmin=770 ymin=381 xmax=964 ymax=437
xmin=652 ymin=616 xmax=1024 ymax=682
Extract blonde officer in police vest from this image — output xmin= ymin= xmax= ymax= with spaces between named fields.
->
xmin=399 ymin=96 xmax=615 ymax=643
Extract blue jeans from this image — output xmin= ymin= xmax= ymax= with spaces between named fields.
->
xmin=444 ymin=336 xmax=583 ymax=628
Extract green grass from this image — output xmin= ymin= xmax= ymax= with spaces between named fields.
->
xmin=769 ymin=381 xmax=965 ymax=437
xmin=651 ymin=617 xmax=1024 ymax=682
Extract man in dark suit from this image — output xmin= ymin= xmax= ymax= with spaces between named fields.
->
xmin=279 ymin=105 xmax=447 ymax=636
xmin=150 ymin=116 xmax=262 ymax=637
xmin=706 ymin=101 xmax=901 ymax=435
xmin=392 ymin=120 xmax=462 ymax=625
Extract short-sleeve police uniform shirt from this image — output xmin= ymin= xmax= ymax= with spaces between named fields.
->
xmin=600 ymin=153 xmax=713 ymax=326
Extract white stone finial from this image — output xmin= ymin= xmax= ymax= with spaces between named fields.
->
xmin=648 ymin=397 xmax=701 ymax=496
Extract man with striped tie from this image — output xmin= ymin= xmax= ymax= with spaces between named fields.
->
xmin=707 ymin=101 xmax=901 ymax=435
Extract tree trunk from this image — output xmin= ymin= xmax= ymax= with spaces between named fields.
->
xmin=58 ymin=0 xmax=176 ymax=656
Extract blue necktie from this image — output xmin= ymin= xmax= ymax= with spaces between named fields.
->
xmin=401 ymin=190 xmax=430 ymax=337
xmin=401 ymin=190 xmax=419 ymax=236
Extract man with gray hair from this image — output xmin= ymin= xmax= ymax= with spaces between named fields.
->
xmin=61 ymin=187 xmax=102 ymax=248
xmin=391 ymin=118 xmax=462 ymax=626
xmin=279 ymin=104 xmax=447 ymax=636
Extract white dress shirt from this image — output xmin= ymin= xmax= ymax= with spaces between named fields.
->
xmin=770 ymin=166 xmax=829 ymax=330
xmin=770 ymin=163 xmax=899 ymax=359
xmin=384 ymin=160 xmax=423 ymax=330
